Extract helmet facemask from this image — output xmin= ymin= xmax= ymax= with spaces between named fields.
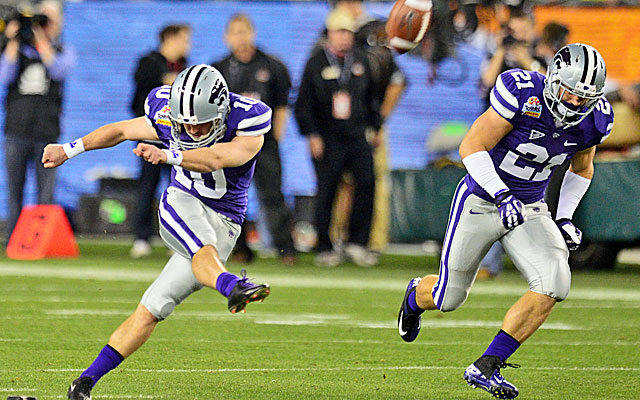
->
xmin=169 ymin=113 xmax=226 ymax=150
xmin=543 ymin=78 xmax=600 ymax=128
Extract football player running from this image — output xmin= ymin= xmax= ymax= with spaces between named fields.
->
xmin=42 ymin=65 xmax=272 ymax=400
xmin=397 ymin=44 xmax=613 ymax=399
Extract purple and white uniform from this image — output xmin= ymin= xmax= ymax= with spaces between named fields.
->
xmin=467 ymin=69 xmax=613 ymax=204
xmin=143 ymin=86 xmax=270 ymax=259
xmin=431 ymin=69 xmax=614 ymax=312
xmin=139 ymin=86 xmax=271 ymax=320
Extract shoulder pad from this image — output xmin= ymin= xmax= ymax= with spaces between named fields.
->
xmin=490 ymin=69 xmax=544 ymax=121
xmin=228 ymin=93 xmax=272 ymax=137
xmin=592 ymin=97 xmax=615 ymax=143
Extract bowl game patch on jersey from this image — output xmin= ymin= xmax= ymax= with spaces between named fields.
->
xmin=522 ymin=96 xmax=542 ymax=118
xmin=155 ymin=105 xmax=172 ymax=127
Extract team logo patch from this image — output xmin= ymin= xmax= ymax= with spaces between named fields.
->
xmin=155 ymin=105 xmax=172 ymax=126
xmin=529 ymin=129 xmax=545 ymax=140
xmin=522 ymin=96 xmax=542 ymax=118
xmin=351 ymin=62 xmax=365 ymax=77
xmin=322 ymin=66 xmax=341 ymax=80
xmin=255 ymin=68 xmax=270 ymax=83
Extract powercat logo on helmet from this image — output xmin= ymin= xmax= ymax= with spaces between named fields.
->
xmin=554 ymin=47 xmax=571 ymax=69
xmin=209 ymin=79 xmax=228 ymax=107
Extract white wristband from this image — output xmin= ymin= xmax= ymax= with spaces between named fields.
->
xmin=556 ymin=170 xmax=591 ymax=220
xmin=162 ymin=149 xmax=183 ymax=166
xmin=62 ymin=138 xmax=85 ymax=159
xmin=462 ymin=151 xmax=509 ymax=198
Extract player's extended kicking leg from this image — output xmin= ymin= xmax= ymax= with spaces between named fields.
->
xmin=68 ymin=189 xmax=269 ymax=400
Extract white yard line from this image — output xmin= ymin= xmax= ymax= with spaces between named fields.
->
xmin=35 ymin=365 xmax=639 ymax=374
xmin=4 ymin=337 xmax=638 ymax=346
xmin=7 ymin=309 xmax=577 ymax=330
xmin=2 ymin=263 xmax=640 ymax=302
xmin=36 ymin=396 xmax=158 ymax=399
xmin=5 ymin=297 xmax=640 ymax=312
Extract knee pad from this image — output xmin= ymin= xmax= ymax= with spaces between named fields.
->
xmin=141 ymin=291 xmax=177 ymax=321
xmin=435 ymin=286 xmax=469 ymax=312
xmin=140 ymin=254 xmax=203 ymax=320
xmin=528 ymin=260 xmax=571 ymax=302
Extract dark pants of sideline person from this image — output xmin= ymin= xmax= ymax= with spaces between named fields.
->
xmin=4 ymin=136 xmax=56 ymax=244
xmin=133 ymin=157 xmax=171 ymax=242
xmin=312 ymin=135 xmax=374 ymax=253
xmin=252 ymin=139 xmax=296 ymax=256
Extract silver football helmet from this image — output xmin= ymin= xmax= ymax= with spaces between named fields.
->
xmin=543 ymin=43 xmax=606 ymax=127
xmin=168 ymin=65 xmax=230 ymax=149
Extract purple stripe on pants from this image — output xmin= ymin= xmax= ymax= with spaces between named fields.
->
xmin=159 ymin=211 xmax=194 ymax=257
xmin=433 ymin=181 xmax=471 ymax=310
xmin=160 ymin=192 xmax=205 ymax=255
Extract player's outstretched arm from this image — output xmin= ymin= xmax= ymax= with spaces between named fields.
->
xmin=184 ymin=135 xmax=264 ymax=172
xmin=133 ymin=135 xmax=264 ymax=173
xmin=42 ymin=117 xmax=159 ymax=169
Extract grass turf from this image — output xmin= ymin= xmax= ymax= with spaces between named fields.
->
xmin=1 ymin=242 xmax=639 ymax=399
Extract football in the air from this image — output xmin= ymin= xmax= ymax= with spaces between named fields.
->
xmin=385 ymin=0 xmax=433 ymax=54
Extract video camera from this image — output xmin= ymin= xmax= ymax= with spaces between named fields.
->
xmin=0 ymin=5 xmax=49 ymax=46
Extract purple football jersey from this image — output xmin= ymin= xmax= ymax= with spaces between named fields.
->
xmin=145 ymin=86 xmax=272 ymax=224
xmin=465 ymin=69 xmax=614 ymax=204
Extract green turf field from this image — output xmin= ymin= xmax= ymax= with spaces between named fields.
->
xmin=1 ymin=242 xmax=639 ymax=399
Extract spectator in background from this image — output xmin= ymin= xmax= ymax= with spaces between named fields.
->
xmin=129 ymin=24 xmax=191 ymax=258
xmin=618 ymin=84 xmax=640 ymax=110
xmin=333 ymin=19 xmax=407 ymax=255
xmin=357 ymin=20 xmax=406 ymax=254
xmin=608 ymin=82 xmax=640 ymax=111
xmin=332 ymin=0 xmax=371 ymax=27
xmin=534 ymin=22 xmax=570 ymax=70
xmin=212 ymin=13 xmax=297 ymax=265
xmin=318 ymin=1 xmax=406 ymax=257
xmin=479 ymin=9 xmax=543 ymax=110
xmin=0 ymin=0 xmax=75 ymax=245
xmin=295 ymin=9 xmax=381 ymax=267
xmin=312 ymin=0 xmax=372 ymax=56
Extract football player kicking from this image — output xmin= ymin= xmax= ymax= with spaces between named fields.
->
xmin=397 ymin=44 xmax=613 ymax=399
xmin=42 ymin=65 xmax=272 ymax=400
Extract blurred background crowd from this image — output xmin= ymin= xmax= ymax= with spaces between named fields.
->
xmin=0 ymin=0 xmax=639 ymax=271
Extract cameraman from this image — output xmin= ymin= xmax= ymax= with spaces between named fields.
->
xmin=0 ymin=0 xmax=75 ymax=244
xmin=479 ymin=9 xmax=543 ymax=110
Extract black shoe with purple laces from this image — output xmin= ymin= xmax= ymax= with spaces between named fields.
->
xmin=227 ymin=269 xmax=270 ymax=314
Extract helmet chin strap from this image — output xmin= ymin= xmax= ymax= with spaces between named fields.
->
xmin=170 ymin=118 xmax=225 ymax=150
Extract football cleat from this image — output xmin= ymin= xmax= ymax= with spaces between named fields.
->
xmin=397 ymin=277 xmax=422 ymax=342
xmin=227 ymin=269 xmax=270 ymax=314
xmin=67 ymin=376 xmax=93 ymax=400
xmin=463 ymin=360 xmax=520 ymax=399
